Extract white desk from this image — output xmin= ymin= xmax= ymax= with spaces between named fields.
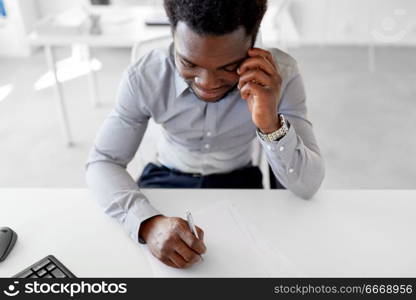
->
xmin=0 ymin=189 xmax=415 ymax=277
xmin=27 ymin=7 xmax=170 ymax=146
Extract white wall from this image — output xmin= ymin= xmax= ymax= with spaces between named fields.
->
xmin=290 ymin=0 xmax=416 ymax=45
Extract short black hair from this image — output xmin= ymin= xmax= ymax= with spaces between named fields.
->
xmin=164 ymin=0 xmax=267 ymax=40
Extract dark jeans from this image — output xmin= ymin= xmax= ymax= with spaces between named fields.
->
xmin=138 ymin=163 xmax=263 ymax=189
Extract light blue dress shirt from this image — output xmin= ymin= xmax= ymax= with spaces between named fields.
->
xmin=86 ymin=43 xmax=325 ymax=244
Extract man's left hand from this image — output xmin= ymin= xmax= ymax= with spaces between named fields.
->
xmin=237 ymin=48 xmax=282 ymax=133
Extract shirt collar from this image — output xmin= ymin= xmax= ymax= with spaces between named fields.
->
xmin=174 ymin=70 xmax=190 ymax=98
xmin=168 ymin=42 xmax=190 ymax=98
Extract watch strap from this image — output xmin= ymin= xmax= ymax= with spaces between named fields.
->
xmin=257 ymin=114 xmax=289 ymax=142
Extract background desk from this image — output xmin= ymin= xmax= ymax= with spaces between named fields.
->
xmin=28 ymin=6 xmax=170 ymax=146
xmin=0 ymin=189 xmax=415 ymax=277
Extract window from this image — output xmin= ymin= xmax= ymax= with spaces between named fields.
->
xmin=0 ymin=0 xmax=6 ymax=18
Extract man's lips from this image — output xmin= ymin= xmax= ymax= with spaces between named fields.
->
xmin=193 ymin=85 xmax=225 ymax=99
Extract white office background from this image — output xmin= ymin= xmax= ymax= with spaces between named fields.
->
xmin=0 ymin=0 xmax=415 ymax=189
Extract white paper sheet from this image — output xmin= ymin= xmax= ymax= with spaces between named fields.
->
xmin=229 ymin=203 xmax=306 ymax=277
xmin=141 ymin=202 xmax=274 ymax=277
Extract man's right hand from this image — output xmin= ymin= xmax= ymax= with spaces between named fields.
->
xmin=139 ymin=215 xmax=206 ymax=268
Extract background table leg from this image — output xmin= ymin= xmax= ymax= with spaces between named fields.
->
xmin=86 ymin=46 xmax=100 ymax=108
xmin=44 ymin=45 xmax=74 ymax=147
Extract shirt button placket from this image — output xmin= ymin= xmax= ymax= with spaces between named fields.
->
xmin=203 ymin=103 xmax=215 ymax=152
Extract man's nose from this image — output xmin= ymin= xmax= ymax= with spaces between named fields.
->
xmin=195 ymin=70 xmax=221 ymax=89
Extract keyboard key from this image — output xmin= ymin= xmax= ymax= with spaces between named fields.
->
xmin=32 ymin=259 xmax=50 ymax=272
xmin=51 ymin=268 xmax=66 ymax=278
xmin=37 ymin=269 xmax=47 ymax=277
xmin=43 ymin=273 xmax=53 ymax=278
xmin=46 ymin=264 xmax=55 ymax=271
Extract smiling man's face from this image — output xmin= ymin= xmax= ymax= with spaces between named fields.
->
xmin=173 ymin=21 xmax=253 ymax=102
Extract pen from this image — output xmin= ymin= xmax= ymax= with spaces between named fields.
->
xmin=185 ymin=210 xmax=203 ymax=261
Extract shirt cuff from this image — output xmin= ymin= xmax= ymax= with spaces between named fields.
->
xmin=124 ymin=195 xmax=161 ymax=244
xmin=256 ymin=123 xmax=297 ymax=163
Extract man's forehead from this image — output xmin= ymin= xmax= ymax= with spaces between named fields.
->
xmin=173 ymin=22 xmax=252 ymax=66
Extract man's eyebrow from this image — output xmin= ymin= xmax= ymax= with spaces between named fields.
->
xmin=177 ymin=53 xmax=246 ymax=69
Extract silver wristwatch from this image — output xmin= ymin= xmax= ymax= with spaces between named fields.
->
xmin=257 ymin=114 xmax=289 ymax=142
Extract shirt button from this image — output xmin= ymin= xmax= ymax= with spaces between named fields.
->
xmin=279 ymin=146 xmax=285 ymax=152
xmin=289 ymin=168 xmax=294 ymax=173
xmin=206 ymin=131 xmax=212 ymax=137
xmin=204 ymin=144 xmax=210 ymax=149
xmin=267 ymin=145 xmax=276 ymax=151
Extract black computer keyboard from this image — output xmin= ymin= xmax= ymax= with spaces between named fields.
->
xmin=13 ymin=255 xmax=76 ymax=278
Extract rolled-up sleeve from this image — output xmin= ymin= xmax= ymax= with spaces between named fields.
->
xmin=257 ymin=70 xmax=325 ymax=199
xmin=86 ymin=69 xmax=160 ymax=244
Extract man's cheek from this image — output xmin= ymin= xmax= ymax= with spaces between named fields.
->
xmin=221 ymin=71 xmax=239 ymax=85
xmin=228 ymin=76 xmax=240 ymax=88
